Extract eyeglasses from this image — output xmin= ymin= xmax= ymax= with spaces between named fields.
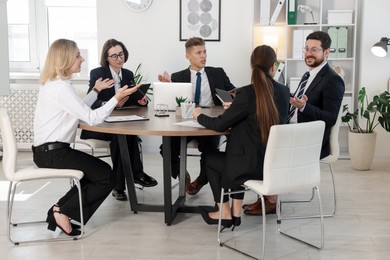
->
xmin=108 ymin=52 xmax=125 ymax=61
xmin=302 ymin=47 xmax=323 ymax=54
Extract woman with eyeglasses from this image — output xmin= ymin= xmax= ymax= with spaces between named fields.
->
xmin=33 ymin=39 xmax=139 ymax=236
xmin=80 ymin=39 xmax=157 ymax=202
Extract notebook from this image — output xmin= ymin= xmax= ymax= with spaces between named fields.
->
xmin=152 ymin=82 xmax=193 ymax=111
xmin=104 ymin=115 xmax=148 ymax=123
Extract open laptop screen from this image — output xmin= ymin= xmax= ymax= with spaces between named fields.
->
xmin=152 ymin=82 xmax=193 ymax=111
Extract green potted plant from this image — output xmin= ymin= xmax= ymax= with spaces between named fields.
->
xmin=341 ymin=87 xmax=390 ymax=170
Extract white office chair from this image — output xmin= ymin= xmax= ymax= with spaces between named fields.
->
xmin=0 ymin=109 xmax=85 ymax=245
xmin=218 ymin=121 xmax=325 ymax=259
xmin=73 ymin=128 xmax=111 ymax=158
xmin=281 ymin=111 xmax=342 ymax=218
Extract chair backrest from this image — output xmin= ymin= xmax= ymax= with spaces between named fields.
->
xmin=323 ymin=107 xmax=342 ymax=162
xmin=262 ymin=121 xmax=325 ymax=195
xmin=0 ymin=109 xmax=18 ymax=181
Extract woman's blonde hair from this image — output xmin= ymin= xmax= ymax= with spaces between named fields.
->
xmin=40 ymin=39 xmax=79 ymax=85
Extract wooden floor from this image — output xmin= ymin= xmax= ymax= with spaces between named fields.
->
xmin=1 ymin=151 xmax=390 ymax=260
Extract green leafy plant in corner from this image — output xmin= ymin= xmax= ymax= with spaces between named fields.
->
xmin=134 ymin=63 xmax=152 ymax=101
xmin=341 ymin=87 xmax=390 ymax=133
xmin=175 ymin=96 xmax=188 ymax=107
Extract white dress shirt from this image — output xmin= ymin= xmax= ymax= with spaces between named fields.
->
xmin=190 ymin=68 xmax=214 ymax=107
xmin=289 ymin=61 xmax=327 ymax=123
xmin=33 ymin=78 xmax=117 ymax=146
xmin=109 ymin=66 xmax=122 ymax=93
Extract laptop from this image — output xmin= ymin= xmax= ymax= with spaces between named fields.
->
xmin=152 ymin=82 xmax=193 ymax=111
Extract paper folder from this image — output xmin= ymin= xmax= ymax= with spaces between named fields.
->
xmin=288 ymin=0 xmax=296 ymax=24
xmin=270 ymin=0 xmax=286 ymax=25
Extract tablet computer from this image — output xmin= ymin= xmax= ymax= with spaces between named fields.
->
xmin=132 ymin=83 xmax=151 ymax=100
xmin=215 ymin=88 xmax=233 ymax=103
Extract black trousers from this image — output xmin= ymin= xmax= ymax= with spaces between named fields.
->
xmin=206 ymin=151 xmax=245 ymax=204
xmin=160 ymin=135 xmax=220 ymax=184
xmin=80 ymin=130 xmax=144 ymax=191
xmin=33 ymin=146 xmax=115 ymax=224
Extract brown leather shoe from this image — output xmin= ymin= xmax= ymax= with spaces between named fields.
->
xmin=179 ymin=171 xmax=191 ymax=191
xmin=187 ymin=177 xmax=205 ymax=195
xmin=244 ymin=199 xmax=276 ymax=216
xmin=185 ymin=171 xmax=191 ymax=191
xmin=242 ymin=198 xmax=261 ymax=211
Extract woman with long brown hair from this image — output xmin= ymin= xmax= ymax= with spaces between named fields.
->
xmin=193 ymin=45 xmax=290 ymax=229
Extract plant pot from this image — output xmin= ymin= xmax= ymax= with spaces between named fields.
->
xmin=175 ymin=106 xmax=181 ymax=117
xmin=348 ymin=131 xmax=377 ymax=171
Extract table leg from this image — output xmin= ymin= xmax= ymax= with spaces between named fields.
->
xmin=118 ymin=135 xmax=138 ymax=212
xmin=179 ymin=136 xmax=187 ymax=197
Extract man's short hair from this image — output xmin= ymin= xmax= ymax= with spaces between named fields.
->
xmin=306 ymin=31 xmax=331 ymax=50
xmin=185 ymin=37 xmax=205 ymax=52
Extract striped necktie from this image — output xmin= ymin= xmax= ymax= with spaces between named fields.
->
xmin=287 ymin=71 xmax=310 ymax=122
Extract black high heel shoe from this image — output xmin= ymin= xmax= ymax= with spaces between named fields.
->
xmin=231 ymin=216 xmax=241 ymax=231
xmin=199 ymin=207 xmax=233 ymax=229
xmin=47 ymin=205 xmax=81 ymax=231
xmin=46 ymin=210 xmax=81 ymax=236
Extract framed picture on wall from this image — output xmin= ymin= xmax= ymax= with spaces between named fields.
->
xmin=180 ymin=0 xmax=221 ymax=41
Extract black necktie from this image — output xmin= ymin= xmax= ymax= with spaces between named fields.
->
xmin=195 ymin=72 xmax=201 ymax=105
xmin=287 ymin=71 xmax=310 ymax=122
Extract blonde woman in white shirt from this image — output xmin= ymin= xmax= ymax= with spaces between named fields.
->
xmin=32 ymin=39 xmax=139 ymax=236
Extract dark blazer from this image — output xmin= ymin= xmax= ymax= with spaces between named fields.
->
xmin=296 ymin=63 xmax=345 ymax=158
xmin=171 ymin=66 xmax=236 ymax=106
xmin=88 ymin=66 xmax=145 ymax=109
xmin=197 ymin=82 xmax=290 ymax=187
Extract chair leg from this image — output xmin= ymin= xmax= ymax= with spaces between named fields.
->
xmin=8 ymin=178 xmax=85 ymax=245
xmin=280 ymin=161 xmax=336 ymax=219
xmin=277 ymin=186 xmax=324 ymax=249
xmin=217 ymin=188 xmax=264 ymax=259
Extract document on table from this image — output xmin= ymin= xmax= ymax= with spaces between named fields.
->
xmin=104 ymin=115 xmax=148 ymax=123
xmin=174 ymin=120 xmax=205 ymax=128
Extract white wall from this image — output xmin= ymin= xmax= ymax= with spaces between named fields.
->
xmin=95 ymin=0 xmax=389 ymax=159
xmin=359 ymin=0 xmax=390 ymax=160
xmin=96 ymin=0 xmax=254 ymax=151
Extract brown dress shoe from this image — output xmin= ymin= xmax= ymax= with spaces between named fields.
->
xmin=185 ymin=171 xmax=191 ymax=191
xmin=244 ymin=199 xmax=276 ymax=216
xmin=242 ymin=198 xmax=261 ymax=211
xmin=187 ymin=177 xmax=205 ymax=195
xmin=179 ymin=171 xmax=191 ymax=191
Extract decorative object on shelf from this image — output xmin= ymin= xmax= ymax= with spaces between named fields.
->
xmin=124 ymin=0 xmax=153 ymax=12
xmin=297 ymin=5 xmax=316 ymax=24
xmin=180 ymin=0 xmax=221 ymax=41
xmin=331 ymin=65 xmax=345 ymax=80
xmin=341 ymin=87 xmax=390 ymax=170
xmin=371 ymin=37 xmax=390 ymax=57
